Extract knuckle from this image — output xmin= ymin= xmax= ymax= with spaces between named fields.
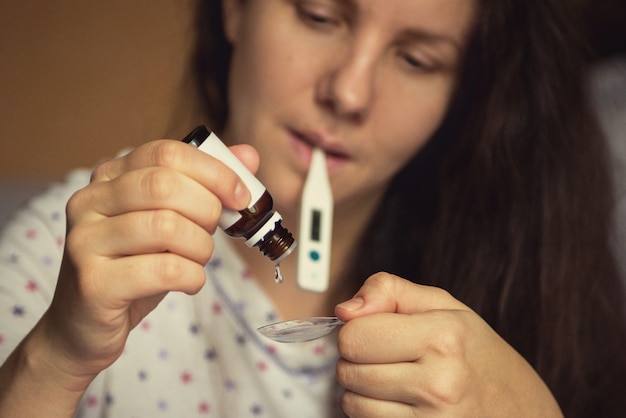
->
xmin=150 ymin=140 xmax=186 ymax=168
xmin=153 ymin=254 xmax=206 ymax=294
xmin=198 ymin=239 xmax=215 ymax=265
xmin=153 ymin=253 xmax=186 ymax=283
xmin=183 ymin=262 xmax=207 ymax=294
xmin=337 ymin=326 xmax=358 ymax=361
xmin=335 ymin=359 xmax=353 ymax=387
xmin=149 ymin=210 xmax=181 ymax=241
xmin=64 ymin=224 xmax=87 ymax=255
xmin=427 ymin=363 xmax=469 ymax=405
xmin=436 ymin=330 xmax=464 ymax=357
xmin=65 ymin=187 xmax=92 ymax=225
xmin=90 ymin=159 xmax=112 ymax=182
xmin=204 ymin=197 xmax=223 ymax=227
xmin=341 ymin=390 xmax=375 ymax=418
xmin=365 ymin=271 xmax=396 ymax=293
xmin=431 ymin=314 xmax=466 ymax=357
xmin=336 ymin=361 xmax=376 ymax=397
xmin=420 ymin=313 xmax=471 ymax=405
xmin=430 ymin=285 xmax=453 ymax=301
xmin=65 ymin=190 xmax=84 ymax=221
xmin=337 ymin=324 xmax=369 ymax=363
xmin=63 ymin=230 xmax=102 ymax=297
xmin=341 ymin=391 xmax=358 ymax=417
xmin=140 ymin=168 xmax=179 ymax=202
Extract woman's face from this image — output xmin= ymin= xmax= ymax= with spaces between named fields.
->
xmin=221 ymin=0 xmax=476 ymax=218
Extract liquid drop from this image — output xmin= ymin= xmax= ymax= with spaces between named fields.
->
xmin=274 ymin=264 xmax=284 ymax=284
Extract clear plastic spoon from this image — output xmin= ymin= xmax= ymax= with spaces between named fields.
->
xmin=257 ymin=317 xmax=345 ymax=343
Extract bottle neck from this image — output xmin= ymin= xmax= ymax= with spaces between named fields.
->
xmin=255 ymin=222 xmax=297 ymax=264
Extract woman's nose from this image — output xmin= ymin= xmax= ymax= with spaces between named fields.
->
xmin=316 ymin=47 xmax=375 ymax=123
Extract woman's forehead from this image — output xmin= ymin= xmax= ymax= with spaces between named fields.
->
xmin=285 ymin=0 xmax=477 ymax=45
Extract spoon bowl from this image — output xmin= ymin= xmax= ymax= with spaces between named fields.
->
xmin=257 ymin=317 xmax=344 ymax=343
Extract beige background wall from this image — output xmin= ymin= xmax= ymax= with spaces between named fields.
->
xmin=0 ymin=0 xmax=199 ymax=179
xmin=1 ymin=0 xmax=622 ymax=180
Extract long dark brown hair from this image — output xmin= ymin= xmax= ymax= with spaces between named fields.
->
xmin=193 ymin=0 xmax=626 ymax=415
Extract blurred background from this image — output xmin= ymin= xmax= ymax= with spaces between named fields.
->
xmin=0 ymin=0 xmax=624 ymax=223
xmin=0 ymin=0 xmax=198 ymax=180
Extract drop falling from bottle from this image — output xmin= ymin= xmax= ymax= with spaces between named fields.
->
xmin=274 ymin=264 xmax=284 ymax=284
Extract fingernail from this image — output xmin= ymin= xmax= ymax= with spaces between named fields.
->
xmin=337 ymin=297 xmax=364 ymax=312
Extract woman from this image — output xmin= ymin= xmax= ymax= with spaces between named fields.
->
xmin=1 ymin=0 xmax=624 ymax=416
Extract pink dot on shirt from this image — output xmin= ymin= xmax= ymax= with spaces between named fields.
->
xmin=181 ymin=371 xmax=193 ymax=384
xmin=198 ymin=401 xmax=210 ymax=414
xmin=25 ymin=280 xmax=38 ymax=292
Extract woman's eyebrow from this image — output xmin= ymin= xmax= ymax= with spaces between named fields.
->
xmin=399 ymin=28 xmax=463 ymax=52
xmin=331 ymin=0 xmax=357 ymax=15
xmin=328 ymin=0 xmax=466 ymax=53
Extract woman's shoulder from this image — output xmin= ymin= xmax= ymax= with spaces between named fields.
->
xmin=0 ymin=169 xmax=92 ymax=360
xmin=0 ymin=168 xmax=91 ymax=281
xmin=0 ymin=168 xmax=91 ymax=233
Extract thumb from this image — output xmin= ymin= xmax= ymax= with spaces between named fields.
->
xmin=229 ymin=144 xmax=260 ymax=175
xmin=335 ymin=272 xmax=467 ymax=321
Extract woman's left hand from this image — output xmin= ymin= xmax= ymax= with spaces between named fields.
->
xmin=335 ymin=272 xmax=563 ymax=417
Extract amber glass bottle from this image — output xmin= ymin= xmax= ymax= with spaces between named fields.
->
xmin=182 ymin=126 xmax=297 ymax=263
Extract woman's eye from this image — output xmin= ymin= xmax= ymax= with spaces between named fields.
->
xmin=302 ymin=11 xmax=332 ymax=24
xmin=400 ymin=52 xmax=435 ymax=73
xmin=296 ymin=3 xmax=340 ymax=29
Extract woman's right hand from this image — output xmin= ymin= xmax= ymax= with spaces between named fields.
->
xmin=39 ymin=138 xmax=257 ymax=387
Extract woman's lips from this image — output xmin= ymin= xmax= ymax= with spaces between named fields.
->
xmin=288 ymin=129 xmax=349 ymax=172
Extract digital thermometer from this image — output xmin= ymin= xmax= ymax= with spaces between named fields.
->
xmin=297 ymin=147 xmax=334 ymax=292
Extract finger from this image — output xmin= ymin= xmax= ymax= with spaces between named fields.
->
xmin=100 ymin=253 xmax=207 ymax=304
xmin=69 ymin=166 xmax=224 ymax=231
xmin=337 ymin=313 xmax=419 ymax=363
xmin=341 ymin=389 xmax=418 ymax=418
xmin=337 ymin=359 xmax=423 ymax=404
xmin=71 ymin=210 xmax=215 ymax=265
xmin=337 ymin=310 xmax=471 ymax=363
xmin=229 ymin=143 xmax=260 ymax=174
xmin=337 ymin=355 xmax=467 ymax=408
xmin=336 ymin=272 xmax=468 ymax=321
xmin=91 ymin=140 xmax=251 ymax=211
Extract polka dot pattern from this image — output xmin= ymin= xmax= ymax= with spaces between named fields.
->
xmin=0 ymin=169 xmax=344 ymax=417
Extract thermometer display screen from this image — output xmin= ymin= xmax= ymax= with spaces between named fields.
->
xmin=311 ymin=210 xmax=321 ymax=242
